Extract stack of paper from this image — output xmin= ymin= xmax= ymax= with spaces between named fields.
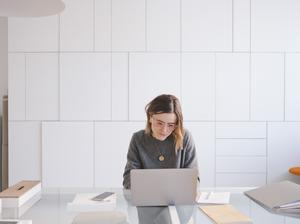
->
xmin=67 ymin=193 xmax=116 ymax=212
xmin=197 ymin=192 xmax=230 ymax=204
xmin=200 ymin=204 xmax=252 ymax=224
xmin=244 ymin=180 xmax=300 ymax=215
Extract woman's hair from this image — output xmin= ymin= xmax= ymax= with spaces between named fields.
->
xmin=145 ymin=94 xmax=184 ymax=151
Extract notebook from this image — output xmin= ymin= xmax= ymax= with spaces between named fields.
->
xmin=200 ymin=204 xmax=252 ymax=224
xmin=244 ymin=180 xmax=300 ymax=214
xmin=130 ymin=168 xmax=198 ymax=206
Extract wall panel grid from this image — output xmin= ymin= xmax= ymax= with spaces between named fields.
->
xmin=7 ymin=0 xmax=300 ymax=187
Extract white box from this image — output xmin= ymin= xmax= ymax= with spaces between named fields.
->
xmin=0 ymin=181 xmax=41 ymax=218
xmin=67 ymin=193 xmax=116 ymax=212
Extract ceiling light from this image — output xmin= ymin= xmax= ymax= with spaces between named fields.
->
xmin=0 ymin=0 xmax=65 ymax=17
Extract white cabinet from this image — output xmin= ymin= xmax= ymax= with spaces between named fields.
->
xmin=42 ymin=122 xmax=94 ymax=187
xmin=112 ymin=0 xmax=145 ymax=51
xmin=216 ymin=53 xmax=250 ymax=120
xmin=182 ymin=53 xmax=215 ymax=121
xmin=268 ymin=123 xmax=300 ymax=184
xmin=9 ymin=121 xmax=41 ymax=185
xmin=251 ymin=54 xmax=284 ymax=121
xmin=26 ymin=53 xmax=59 ymax=120
xmin=112 ymin=53 xmax=129 ymax=120
xmin=146 ymin=0 xmax=180 ymax=51
xmin=60 ymin=53 xmax=111 ymax=120
xmin=8 ymin=53 xmax=25 ymax=120
xmin=60 ymin=0 xmax=94 ymax=51
xmin=8 ymin=16 xmax=58 ymax=52
xmin=215 ymin=122 xmax=267 ymax=187
xmin=182 ymin=0 xmax=232 ymax=51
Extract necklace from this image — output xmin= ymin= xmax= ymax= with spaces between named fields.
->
xmin=158 ymin=154 xmax=165 ymax=162
xmin=152 ymin=137 xmax=165 ymax=162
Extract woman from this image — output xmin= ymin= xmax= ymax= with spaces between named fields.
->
xmin=123 ymin=94 xmax=198 ymax=189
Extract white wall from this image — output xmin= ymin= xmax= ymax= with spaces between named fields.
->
xmin=0 ymin=17 xmax=8 ymax=114
xmin=7 ymin=0 xmax=300 ymax=188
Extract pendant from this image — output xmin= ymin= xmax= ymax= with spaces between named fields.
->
xmin=158 ymin=155 xmax=165 ymax=162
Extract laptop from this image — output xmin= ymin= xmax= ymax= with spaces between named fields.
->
xmin=130 ymin=168 xmax=198 ymax=206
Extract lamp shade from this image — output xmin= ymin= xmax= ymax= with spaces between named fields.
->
xmin=0 ymin=0 xmax=65 ymax=17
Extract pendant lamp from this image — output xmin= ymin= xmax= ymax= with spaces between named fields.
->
xmin=0 ymin=0 xmax=65 ymax=17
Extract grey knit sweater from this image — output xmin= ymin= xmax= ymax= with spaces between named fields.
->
xmin=122 ymin=129 xmax=198 ymax=189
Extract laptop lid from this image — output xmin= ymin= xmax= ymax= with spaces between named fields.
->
xmin=130 ymin=168 xmax=198 ymax=206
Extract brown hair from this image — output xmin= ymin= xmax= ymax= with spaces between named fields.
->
xmin=145 ymin=94 xmax=184 ymax=151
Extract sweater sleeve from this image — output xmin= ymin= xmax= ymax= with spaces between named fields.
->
xmin=122 ymin=133 xmax=142 ymax=189
xmin=182 ymin=130 xmax=200 ymax=183
xmin=182 ymin=130 xmax=198 ymax=169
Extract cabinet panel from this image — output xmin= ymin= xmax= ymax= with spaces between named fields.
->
xmin=268 ymin=122 xmax=300 ymax=184
xmin=182 ymin=0 xmax=232 ymax=51
xmin=251 ymin=54 xmax=284 ymax=121
xmin=216 ymin=122 xmax=266 ymax=138
xmin=60 ymin=0 xmax=93 ymax=51
xmin=216 ymin=53 xmax=250 ymax=120
xmin=216 ymin=157 xmax=266 ymax=173
xmin=251 ymin=0 xmax=300 ymax=52
xmin=216 ymin=173 xmax=266 ymax=187
xmin=8 ymin=53 xmax=25 ymax=120
xmin=112 ymin=53 xmax=128 ymax=120
xmin=112 ymin=0 xmax=145 ymax=51
xmin=8 ymin=16 xmax=58 ymax=52
xmin=147 ymin=0 xmax=180 ymax=51
xmin=9 ymin=121 xmax=41 ymax=185
xmin=129 ymin=53 xmax=180 ymax=120
xmin=95 ymin=0 xmax=111 ymax=51
xmin=26 ymin=53 xmax=59 ymax=120
xmin=42 ymin=122 xmax=94 ymax=187
xmin=216 ymin=139 xmax=266 ymax=156
xmin=285 ymin=54 xmax=300 ymax=121
xmin=233 ymin=0 xmax=250 ymax=51
xmin=182 ymin=53 xmax=215 ymax=121
xmin=60 ymin=53 xmax=111 ymax=120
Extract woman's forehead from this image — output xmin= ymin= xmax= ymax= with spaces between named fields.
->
xmin=153 ymin=113 xmax=177 ymax=123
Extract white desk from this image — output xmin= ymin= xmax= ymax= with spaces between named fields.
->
xmin=2 ymin=188 xmax=299 ymax=224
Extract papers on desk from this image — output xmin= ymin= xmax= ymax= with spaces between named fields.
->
xmin=67 ymin=193 xmax=116 ymax=212
xmin=197 ymin=192 xmax=230 ymax=204
xmin=244 ymin=180 xmax=300 ymax=215
xmin=199 ymin=204 xmax=252 ymax=224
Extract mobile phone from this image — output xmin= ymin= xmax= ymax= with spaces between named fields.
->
xmin=91 ymin=192 xmax=115 ymax=201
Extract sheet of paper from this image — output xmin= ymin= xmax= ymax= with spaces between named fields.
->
xmin=199 ymin=204 xmax=252 ymax=224
xmin=197 ymin=192 xmax=230 ymax=204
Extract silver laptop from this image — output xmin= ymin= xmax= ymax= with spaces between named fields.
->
xmin=130 ymin=168 xmax=198 ymax=206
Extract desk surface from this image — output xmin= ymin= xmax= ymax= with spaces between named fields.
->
xmin=3 ymin=189 xmax=300 ymax=224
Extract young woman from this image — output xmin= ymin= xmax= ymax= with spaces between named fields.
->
xmin=123 ymin=94 xmax=198 ymax=189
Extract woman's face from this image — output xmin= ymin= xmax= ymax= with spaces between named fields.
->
xmin=150 ymin=113 xmax=177 ymax=141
